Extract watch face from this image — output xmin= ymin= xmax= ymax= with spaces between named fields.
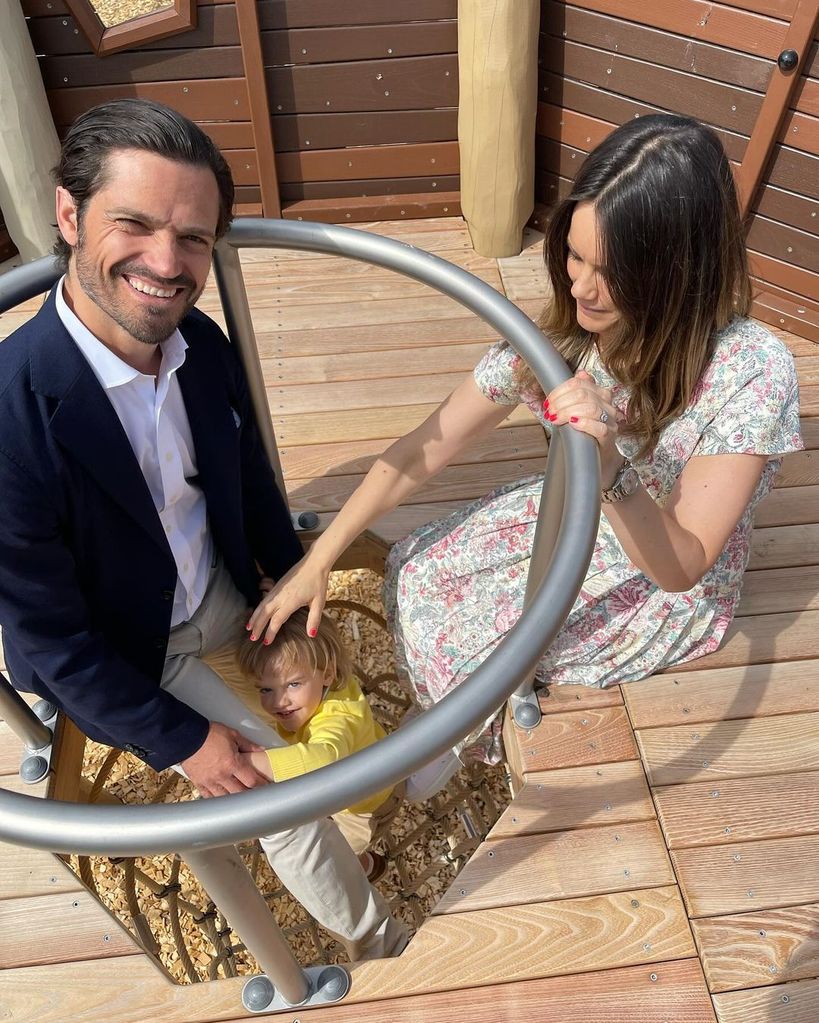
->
xmin=621 ymin=467 xmax=640 ymax=496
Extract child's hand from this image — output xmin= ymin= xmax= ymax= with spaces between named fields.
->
xmin=238 ymin=749 xmax=275 ymax=782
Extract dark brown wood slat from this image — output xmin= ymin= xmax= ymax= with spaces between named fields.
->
xmin=750 ymin=250 xmax=819 ymax=302
xmin=196 ymin=120 xmax=254 ymax=149
xmin=256 ymin=0 xmax=457 ymax=31
xmin=275 ymin=140 xmax=458 ymax=183
xmin=541 ymin=37 xmax=763 ymax=135
xmin=752 ymin=290 xmax=819 ymax=344
xmin=234 ymin=185 xmax=262 ymax=205
xmin=765 ymin=143 xmax=819 ymax=199
xmin=281 ymin=191 xmax=460 ymax=223
xmin=261 ymin=20 xmax=457 ymax=67
xmin=779 ymin=107 xmax=819 ymax=159
xmin=542 ymin=2 xmax=775 ymax=92
xmin=265 ymin=54 xmax=458 ymax=114
xmin=538 ymin=73 xmax=750 ymax=162
xmin=714 ymin=0 xmax=797 ymax=18
xmin=47 ymin=77 xmax=250 ymax=123
xmin=28 ymin=5 xmax=239 ymax=56
xmin=793 ymin=73 xmax=819 ymax=117
xmin=222 ymin=149 xmax=258 ymax=186
xmin=547 ymin=0 xmax=788 ymax=60
xmin=753 ymin=181 xmax=819 ymax=234
xmin=273 ymin=108 xmax=458 ymax=152
xmin=279 ymin=175 xmax=459 ymax=201
xmin=40 ymin=46 xmax=245 ymax=88
xmin=747 ymin=215 xmax=819 ymax=273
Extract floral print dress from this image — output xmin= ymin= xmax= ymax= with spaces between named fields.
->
xmin=384 ymin=318 xmax=803 ymax=764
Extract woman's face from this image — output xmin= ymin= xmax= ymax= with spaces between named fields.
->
xmin=566 ymin=202 xmax=621 ymax=344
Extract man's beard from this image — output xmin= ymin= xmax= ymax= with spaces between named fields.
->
xmin=73 ymin=238 xmax=201 ymax=346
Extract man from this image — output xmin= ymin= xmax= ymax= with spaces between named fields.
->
xmin=0 ymin=99 xmax=406 ymax=960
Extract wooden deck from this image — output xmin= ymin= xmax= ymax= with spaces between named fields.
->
xmin=1 ymin=218 xmax=818 ymax=1022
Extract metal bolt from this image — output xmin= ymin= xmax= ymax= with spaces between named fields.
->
xmin=614 ymin=833 xmax=621 ymax=841
xmin=733 ymin=854 xmax=742 ymax=862
xmin=459 ymin=888 xmax=467 ymax=896
xmin=692 ymin=733 xmax=700 ymax=740
xmin=488 ymin=851 xmax=495 ymax=858
xmin=581 ymin=718 xmax=589 ymax=725
xmin=724 ymin=827 xmax=732 ymax=834
xmin=731 ymin=104 xmax=737 ymax=111
xmin=631 ymin=899 xmax=640 ymax=908
xmin=606 ymin=68 xmax=612 ymax=74
xmin=385 ymin=91 xmax=390 ymax=96
xmin=511 ymin=816 xmax=518 ymax=823
xmin=305 ymin=140 xmax=311 ymax=146
xmin=72 ymin=900 xmax=79 ymax=908
xmin=682 ymin=706 xmax=690 ymax=714
xmin=711 ymin=790 xmax=720 ymax=797
xmin=183 ymin=86 xmax=188 ymax=93
xmin=759 ymin=929 xmax=767 ymax=937
xmin=301 ymin=48 xmax=307 ymax=55
xmin=702 ymin=760 xmax=710 ymax=768
xmin=376 ymin=73 xmax=383 ymax=80
xmin=782 ymin=994 xmax=790 ymax=1003
xmin=643 ymin=943 xmax=652 ymax=951
xmin=432 ymin=182 xmax=437 ymax=188
xmin=769 ymin=965 xmax=778 ymax=974
xmin=387 ymin=48 xmax=393 ymax=54
xmin=64 ymin=76 xmax=69 ymax=83
xmin=650 ymin=973 xmax=658 ymax=982
xmin=277 ymin=104 xmax=282 ymax=111
xmin=62 ymin=18 xmax=68 ymax=25
xmin=787 ymin=246 xmax=793 ymax=253
xmin=624 ymin=869 xmax=630 ymax=877
xmin=345 ymin=213 xmax=351 ymax=219
xmin=748 ymin=890 xmax=755 ymax=898
xmin=103 ymin=934 xmax=111 ymax=943
xmin=443 ymin=207 xmax=449 ymax=213
xmin=605 ymin=803 xmax=613 ymax=811
xmin=445 ymin=70 xmax=450 ymax=76
xmin=326 ymin=100 xmax=331 ymax=106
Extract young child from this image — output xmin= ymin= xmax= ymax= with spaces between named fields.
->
xmin=237 ymin=608 xmax=401 ymax=881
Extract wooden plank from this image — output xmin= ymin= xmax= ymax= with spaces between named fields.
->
xmin=514 ymin=706 xmax=638 ymax=773
xmin=737 ymin=566 xmax=819 ymax=616
xmin=653 ymin=770 xmax=819 ymax=848
xmin=265 ymin=54 xmax=458 ymax=114
xmin=266 ymin=370 xmax=466 ymax=416
xmin=549 ymin=0 xmax=788 ymax=60
xmin=636 ymin=710 xmax=819 ymax=786
xmin=256 ymin=0 xmax=458 ymax=31
xmin=47 ymin=77 xmax=250 ymax=124
xmin=347 ymin=886 xmax=696 ymax=1002
xmin=39 ymin=47 xmax=245 ymax=88
xmin=749 ymin=524 xmax=819 ymax=570
xmin=286 ymin=458 xmax=541 ymax=513
xmin=747 ymin=216 xmax=819 ymax=274
xmin=433 ymin=821 xmax=675 ymax=916
xmin=673 ymin=833 xmax=819 ymax=916
xmin=275 ymin=140 xmax=459 ymax=183
xmin=752 ymin=289 xmax=819 ymax=345
xmin=272 ymin=108 xmax=458 ymax=152
xmin=755 ymin=484 xmax=819 ymax=526
xmin=0 ymin=890 xmax=141 ymax=968
xmin=626 ymin=658 xmax=819 ymax=728
xmin=750 ymin=250 xmax=819 ymax=303
xmin=279 ymin=174 xmax=460 ymax=200
xmin=262 ymin=20 xmax=457 ymax=66
xmin=279 ymin=424 xmax=547 ymax=479
xmin=694 ymin=903 xmax=819 ymax=992
xmin=754 ymin=181 xmax=819 ymax=233
xmin=668 ymin=609 xmax=819 ymax=673
xmin=537 ymin=681 xmax=623 ymax=715
xmin=775 ymin=447 xmax=819 ymax=486
xmin=541 ymin=38 xmax=763 ymax=136
xmin=712 ymin=977 xmax=819 ymax=1023
xmin=542 ymin=2 xmax=775 ymax=91
xmin=488 ymin=761 xmax=656 ymax=839
xmin=281 ymin=191 xmax=461 ymax=223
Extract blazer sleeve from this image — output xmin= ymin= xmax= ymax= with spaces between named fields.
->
xmin=0 ymin=447 xmax=209 ymax=771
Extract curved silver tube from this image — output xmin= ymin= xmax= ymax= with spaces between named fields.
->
xmin=0 ymin=220 xmax=599 ymax=856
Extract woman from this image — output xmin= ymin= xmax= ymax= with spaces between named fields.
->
xmin=247 ymin=114 xmax=802 ymax=774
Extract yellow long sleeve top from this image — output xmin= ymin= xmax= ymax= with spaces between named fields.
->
xmin=265 ymin=675 xmax=393 ymax=815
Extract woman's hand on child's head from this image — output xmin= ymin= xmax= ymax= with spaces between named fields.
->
xmin=247 ymin=556 xmax=330 ymax=645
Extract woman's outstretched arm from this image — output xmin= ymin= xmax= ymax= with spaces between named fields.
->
xmin=247 ymin=375 xmax=513 ymax=642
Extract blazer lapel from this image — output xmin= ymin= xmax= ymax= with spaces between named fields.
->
xmin=31 ymin=296 xmax=170 ymax=554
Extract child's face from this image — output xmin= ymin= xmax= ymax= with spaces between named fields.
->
xmin=256 ymin=656 xmax=330 ymax=732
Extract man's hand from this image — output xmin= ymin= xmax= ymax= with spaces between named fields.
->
xmin=180 ymin=722 xmax=271 ymax=798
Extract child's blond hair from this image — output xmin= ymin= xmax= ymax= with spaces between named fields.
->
xmin=238 ymin=608 xmax=351 ymax=690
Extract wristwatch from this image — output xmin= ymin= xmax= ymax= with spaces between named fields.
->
xmin=601 ymin=460 xmax=640 ymax=503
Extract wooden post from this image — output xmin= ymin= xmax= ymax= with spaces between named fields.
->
xmin=736 ymin=0 xmax=819 ymax=218
xmin=235 ymin=0 xmax=281 ymax=218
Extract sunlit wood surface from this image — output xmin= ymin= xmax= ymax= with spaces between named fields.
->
xmin=1 ymin=218 xmax=817 ymax=1022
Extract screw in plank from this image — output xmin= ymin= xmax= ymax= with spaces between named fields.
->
xmin=649 ymin=973 xmax=658 ymax=982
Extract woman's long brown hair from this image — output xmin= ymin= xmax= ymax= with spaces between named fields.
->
xmin=521 ymin=114 xmax=751 ymax=458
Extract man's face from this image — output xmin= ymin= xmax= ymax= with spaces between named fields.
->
xmin=57 ymin=149 xmax=220 ymax=348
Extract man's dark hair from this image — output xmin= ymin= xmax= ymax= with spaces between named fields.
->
xmin=53 ymin=98 xmax=234 ymax=270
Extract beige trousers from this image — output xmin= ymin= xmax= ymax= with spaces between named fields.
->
xmin=334 ymin=785 xmax=405 ymax=857
xmin=160 ymin=558 xmax=407 ymax=961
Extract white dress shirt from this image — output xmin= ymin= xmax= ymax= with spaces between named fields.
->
xmin=56 ymin=279 xmax=212 ymax=627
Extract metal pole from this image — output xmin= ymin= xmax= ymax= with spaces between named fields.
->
xmin=184 ymin=845 xmax=310 ymax=1006
xmin=0 ymin=670 xmax=51 ymax=750
xmin=211 ymin=241 xmax=287 ymax=494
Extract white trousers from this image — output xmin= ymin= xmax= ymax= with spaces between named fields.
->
xmin=160 ymin=559 xmax=407 ymax=961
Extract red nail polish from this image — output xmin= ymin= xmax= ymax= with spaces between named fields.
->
xmin=548 ymin=413 xmax=558 ymax=422
xmin=542 ymin=398 xmax=550 ymax=410
xmin=250 ymin=634 xmax=257 ymax=642
xmin=309 ymin=628 xmax=317 ymax=637
xmin=570 ymin=416 xmax=579 ymax=423
xmin=263 ymin=638 xmax=271 ymax=646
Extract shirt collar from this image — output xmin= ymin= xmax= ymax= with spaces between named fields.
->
xmin=55 ymin=275 xmax=188 ymax=389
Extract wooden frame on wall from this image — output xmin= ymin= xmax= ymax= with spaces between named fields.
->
xmin=63 ymin=0 xmax=196 ymax=57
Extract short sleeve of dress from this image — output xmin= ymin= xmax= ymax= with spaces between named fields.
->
xmin=473 ymin=341 xmax=524 ymax=406
xmin=694 ymin=327 xmax=803 ymax=457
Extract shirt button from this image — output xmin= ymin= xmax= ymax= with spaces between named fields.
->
xmin=162 ymin=589 xmax=174 ymax=601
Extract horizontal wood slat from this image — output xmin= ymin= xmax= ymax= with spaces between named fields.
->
xmin=737 ymin=565 xmax=819 ymax=616
xmin=47 ymin=78 xmax=250 ymax=123
xmin=275 ymin=140 xmax=459 ymax=183
xmin=40 ymin=47 xmax=244 ymax=88
xmin=513 ymin=706 xmax=638 ymax=773
xmin=653 ymin=770 xmax=819 ymax=849
xmin=261 ymin=20 xmax=457 ymax=66
xmin=272 ymin=108 xmax=458 ymax=152
xmin=281 ymin=191 xmax=461 ymax=223
xmin=694 ymin=903 xmax=819 ymax=992
xmin=636 ymin=709 xmax=819 ymax=786
xmin=489 ymin=760 xmax=655 ymax=839
xmin=624 ymin=658 xmax=819 ymax=729
xmin=673 ymin=833 xmax=819 ymax=916
xmin=712 ymin=976 xmax=819 ymax=1023
xmin=266 ymin=54 xmax=458 ymax=114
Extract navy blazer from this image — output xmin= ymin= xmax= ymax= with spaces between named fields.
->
xmin=0 ymin=292 xmax=303 ymax=770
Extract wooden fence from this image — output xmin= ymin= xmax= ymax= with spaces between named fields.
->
xmin=17 ymin=0 xmax=819 ymax=340
xmin=534 ymin=0 xmax=819 ymax=342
